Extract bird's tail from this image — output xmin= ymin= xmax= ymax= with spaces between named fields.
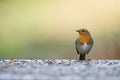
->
xmin=79 ymin=54 xmax=86 ymax=60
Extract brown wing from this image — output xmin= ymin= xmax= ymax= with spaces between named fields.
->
xmin=75 ymin=40 xmax=79 ymax=54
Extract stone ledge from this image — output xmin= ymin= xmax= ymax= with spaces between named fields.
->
xmin=0 ymin=59 xmax=120 ymax=80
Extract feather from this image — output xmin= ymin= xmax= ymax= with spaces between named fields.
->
xmin=75 ymin=40 xmax=79 ymax=54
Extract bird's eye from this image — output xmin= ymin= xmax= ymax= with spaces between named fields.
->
xmin=82 ymin=30 xmax=85 ymax=32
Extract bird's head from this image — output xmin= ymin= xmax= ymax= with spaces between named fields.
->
xmin=76 ymin=28 xmax=90 ymax=36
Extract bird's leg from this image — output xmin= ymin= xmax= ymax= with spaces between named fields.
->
xmin=79 ymin=54 xmax=86 ymax=60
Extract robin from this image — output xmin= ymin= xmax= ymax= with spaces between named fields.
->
xmin=75 ymin=28 xmax=93 ymax=60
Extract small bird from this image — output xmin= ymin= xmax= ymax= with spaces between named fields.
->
xmin=75 ymin=28 xmax=93 ymax=60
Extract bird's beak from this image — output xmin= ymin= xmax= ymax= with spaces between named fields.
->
xmin=76 ymin=30 xmax=80 ymax=32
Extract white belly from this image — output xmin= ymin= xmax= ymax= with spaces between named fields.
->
xmin=77 ymin=43 xmax=91 ymax=54
xmin=81 ymin=43 xmax=88 ymax=50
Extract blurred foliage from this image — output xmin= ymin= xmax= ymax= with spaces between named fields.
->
xmin=0 ymin=0 xmax=120 ymax=59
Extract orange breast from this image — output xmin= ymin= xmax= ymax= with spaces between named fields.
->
xmin=78 ymin=34 xmax=91 ymax=45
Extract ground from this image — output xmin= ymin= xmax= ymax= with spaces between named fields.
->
xmin=0 ymin=59 xmax=120 ymax=80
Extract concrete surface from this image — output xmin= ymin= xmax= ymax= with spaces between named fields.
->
xmin=0 ymin=59 xmax=120 ymax=80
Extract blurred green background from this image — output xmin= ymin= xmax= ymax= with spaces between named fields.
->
xmin=0 ymin=0 xmax=120 ymax=59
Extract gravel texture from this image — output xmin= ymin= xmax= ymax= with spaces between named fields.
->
xmin=0 ymin=59 xmax=120 ymax=80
